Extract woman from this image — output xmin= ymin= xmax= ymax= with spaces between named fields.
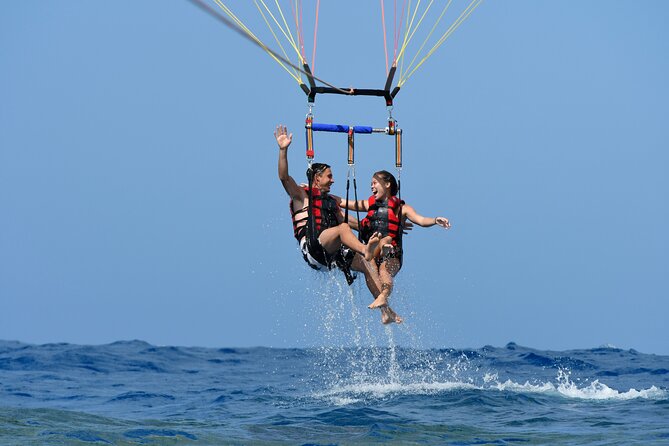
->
xmin=341 ymin=170 xmax=451 ymax=321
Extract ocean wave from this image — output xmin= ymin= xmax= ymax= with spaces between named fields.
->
xmin=493 ymin=378 xmax=667 ymax=400
xmin=108 ymin=391 xmax=176 ymax=403
xmin=315 ymin=380 xmax=479 ymax=405
xmin=486 ymin=369 xmax=668 ymax=401
xmin=315 ymin=370 xmax=668 ymax=406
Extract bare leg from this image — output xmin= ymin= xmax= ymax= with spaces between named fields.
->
xmin=373 ymin=236 xmax=394 ymax=259
xmin=368 ymin=284 xmax=391 ymax=309
xmin=380 ymin=305 xmax=403 ymax=324
xmin=364 ymin=232 xmax=382 ymax=261
xmin=351 ymin=254 xmax=403 ymax=324
xmin=372 ymin=259 xmax=403 ymax=324
xmin=350 ymin=254 xmax=381 ymax=299
xmin=319 ymin=224 xmax=380 ymax=261
xmin=368 ymin=258 xmax=399 ymax=309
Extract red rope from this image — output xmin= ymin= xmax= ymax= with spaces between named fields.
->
xmin=393 ymin=0 xmax=407 ymax=64
xmin=311 ymin=0 xmax=320 ymax=72
xmin=290 ymin=0 xmax=306 ymax=62
xmin=381 ymin=0 xmax=389 ymax=75
xmin=299 ymin=1 xmax=305 ymax=59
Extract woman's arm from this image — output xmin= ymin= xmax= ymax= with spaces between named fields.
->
xmin=338 ymin=197 xmax=369 ymax=212
xmin=402 ymin=204 xmax=451 ymax=229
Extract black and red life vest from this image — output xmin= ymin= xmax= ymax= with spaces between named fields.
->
xmin=290 ymin=186 xmax=341 ymax=241
xmin=360 ymin=195 xmax=403 ymax=246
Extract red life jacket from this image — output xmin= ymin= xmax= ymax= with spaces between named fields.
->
xmin=360 ymin=195 xmax=403 ymax=246
xmin=290 ymin=186 xmax=340 ymax=241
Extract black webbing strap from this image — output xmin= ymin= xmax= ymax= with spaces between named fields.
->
xmin=305 ymin=168 xmax=320 ymax=252
xmin=344 ymin=176 xmax=350 ymax=224
xmin=302 ymin=63 xmax=400 ymax=106
xmin=353 ymin=177 xmax=361 ymax=242
xmin=336 ymin=249 xmax=357 ymax=286
xmin=397 ymin=174 xmax=404 ymax=247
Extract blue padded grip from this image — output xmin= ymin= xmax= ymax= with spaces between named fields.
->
xmin=353 ymin=126 xmax=373 ymax=134
xmin=312 ymin=123 xmax=373 ymax=134
xmin=312 ymin=123 xmax=348 ymax=133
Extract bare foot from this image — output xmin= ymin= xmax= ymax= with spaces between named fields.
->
xmin=381 ymin=244 xmax=394 ymax=257
xmin=364 ymin=232 xmax=382 ymax=261
xmin=368 ymin=293 xmax=388 ymax=309
xmin=380 ymin=305 xmax=403 ymax=324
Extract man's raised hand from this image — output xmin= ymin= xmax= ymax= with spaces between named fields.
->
xmin=274 ymin=125 xmax=293 ymax=150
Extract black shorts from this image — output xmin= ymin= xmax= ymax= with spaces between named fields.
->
xmin=299 ymin=237 xmax=329 ymax=270
xmin=299 ymin=237 xmax=355 ymax=274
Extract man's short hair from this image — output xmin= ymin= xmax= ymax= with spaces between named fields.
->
xmin=306 ymin=163 xmax=330 ymax=182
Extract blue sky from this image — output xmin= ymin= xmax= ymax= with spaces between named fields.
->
xmin=1 ymin=1 xmax=668 ymax=354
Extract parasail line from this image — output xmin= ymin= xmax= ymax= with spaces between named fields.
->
xmin=311 ymin=0 xmax=320 ymax=72
xmin=254 ymin=0 xmax=303 ymax=80
xmin=399 ymin=0 xmax=452 ymax=82
xmin=381 ymin=0 xmax=389 ymax=75
xmin=187 ymin=0 xmax=349 ymax=94
xmin=399 ymin=0 xmax=483 ymax=87
xmin=256 ymin=0 xmax=303 ymax=62
xmin=212 ymin=0 xmax=302 ymax=83
xmin=395 ymin=0 xmax=439 ymax=65
xmin=289 ymin=0 xmax=305 ymax=63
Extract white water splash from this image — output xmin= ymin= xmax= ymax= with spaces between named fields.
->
xmin=303 ymin=273 xmax=668 ymax=405
xmin=317 ymin=380 xmax=478 ymax=405
xmin=488 ymin=368 xmax=668 ymax=401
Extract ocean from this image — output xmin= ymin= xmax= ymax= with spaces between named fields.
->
xmin=1 ymin=337 xmax=668 ymax=445
xmin=1 ymin=273 xmax=668 ymax=445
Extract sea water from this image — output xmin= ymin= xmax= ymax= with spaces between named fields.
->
xmin=2 ymin=280 xmax=668 ymax=444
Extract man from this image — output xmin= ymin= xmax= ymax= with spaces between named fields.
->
xmin=276 ymin=124 xmax=402 ymax=324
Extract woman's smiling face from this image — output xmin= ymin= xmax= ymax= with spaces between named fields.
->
xmin=371 ymin=176 xmax=390 ymax=200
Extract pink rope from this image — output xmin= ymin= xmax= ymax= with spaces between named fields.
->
xmin=299 ymin=1 xmax=305 ymax=60
xmin=290 ymin=0 xmax=306 ymax=62
xmin=393 ymin=0 xmax=407 ymax=63
xmin=381 ymin=0 xmax=389 ymax=74
xmin=311 ymin=0 xmax=320 ymax=72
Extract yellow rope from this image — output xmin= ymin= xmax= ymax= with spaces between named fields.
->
xmin=273 ymin=0 xmax=303 ymax=61
xmin=397 ymin=0 xmax=421 ymax=68
xmin=254 ymin=0 xmax=303 ymax=80
xmin=212 ymin=1 xmax=255 ymax=35
xmin=291 ymin=0 xmax=306 ymax=65
xmin=207 ymin=0 xmax=482 ymax=93
xmin=396 ymin=0 xmax=437 ymax=64
xmin=399 ymin=0 xmax=482 ymax=87
xmin=256 ymin=0 xmax=303 ymax=62
xmin=397 ymin=0 xmax=413 ymax=81
xmin=399 ymin=0 xmax=453 ymax=85
xmin=212 ymin=0 xmax=302 ymax=84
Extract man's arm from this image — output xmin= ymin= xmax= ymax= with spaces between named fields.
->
xmin=275 ymin=125 xmax=305 ymax=201
xmin=402 ymin=204 xmax=451 ymax=229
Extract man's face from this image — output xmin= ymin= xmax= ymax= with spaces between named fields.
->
xmin=314 ymin=168 xmax=334 ymax=193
